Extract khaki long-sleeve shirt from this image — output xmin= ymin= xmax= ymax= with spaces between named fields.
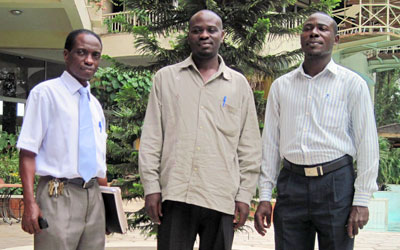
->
xmin=139 ymin=55 xmax=261 ymax=215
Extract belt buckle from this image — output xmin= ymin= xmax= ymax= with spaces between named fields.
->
xmin=304 ymin=166 xmax=323 ymax=177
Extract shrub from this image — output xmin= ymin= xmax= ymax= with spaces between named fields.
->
xmin=378 ymin=137 xmax=400 ymax=190
xmin=0 ymin=132 xmax=21 ymax=194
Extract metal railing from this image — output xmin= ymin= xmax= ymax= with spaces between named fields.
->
xmin=102 ymin=11 xmax=174 ymax=33
xmin=281 ymin=17 xmax=305 ymax=30
xmin=103 ymin=11 xmax=305 ymax=33
xmin=332 ymin=0 xmax=400 ymax=36
xmin=103 ymin=11 xmax=141 ymax=33
xmin=366 ymin=45 xmax=400 ymax=58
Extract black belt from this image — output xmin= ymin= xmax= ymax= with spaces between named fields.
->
xmin=42 ymin=176 xmax=97 ymax=189
xmin=283 ymin=155 xmax=353 ymax=177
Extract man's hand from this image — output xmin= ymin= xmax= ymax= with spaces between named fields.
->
xmin=21 ymin=200 xmax=42 ymax=235
xmin=19 ymin=149 xmax=41 ymax=235
xmin=234 ymin=201 xmax=249 ymax=230
xmin=145 ymin=193 xmax=162 ymax=225
xmin=347 ymin=206 xmax=369 ymax=238
xmin=254 ymin=201 xmax=272 ymax=236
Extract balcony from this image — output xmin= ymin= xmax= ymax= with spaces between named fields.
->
xmin=102 ymin=11 xmax=165 ymax=33
xmin=332 ymin=0 xmax=400 ymax=53
xmin=367 ymin=45 xmax=400 ymax=71
xmin=102 ymin=11 xmax=305 ymax=34
xmin=100 ymin=10 xmax=304 ymax=59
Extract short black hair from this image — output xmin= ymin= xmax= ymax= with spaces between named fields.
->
xmin=310 ymin=11 xmax=338 ymax=35
xmin=64 ymin=29 xmax=102 ymax=51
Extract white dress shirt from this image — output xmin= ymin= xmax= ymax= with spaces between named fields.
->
xmin=17 ymin=71 xmax=107 ymax=179
xmin=258 ymin=60 xmax=379 ymax=207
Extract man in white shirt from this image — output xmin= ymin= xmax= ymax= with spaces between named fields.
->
xmin=17 ymin=29 xmax=108 ymax=250
xmin=254 ymin=12 xmax=379 ymax=250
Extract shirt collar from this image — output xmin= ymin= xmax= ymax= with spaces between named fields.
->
xmin=61 ymin=71 xmax=91 ymax=97
xmin=297 ymin=59 xmax=338 ymax=78
xmin=178 ymin=54 xmax=232 ymax=81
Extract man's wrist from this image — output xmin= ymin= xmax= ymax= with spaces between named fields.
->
xmin=259 ymin=190 xmax=272 ymax=202
xmin=23 ymin=196 xmax=36 ymax=204
xmin=353 ymin=191 xmax=372 ymax=207
xmin=235 ymin=189 xmax=253 ymax=206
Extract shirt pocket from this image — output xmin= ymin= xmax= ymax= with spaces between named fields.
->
xmin=216 ymin=100 xmax=241 ymax=137
xmin=320 ymin=97 xmax=346 ymax=129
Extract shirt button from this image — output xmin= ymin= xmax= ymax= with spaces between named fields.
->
xmin=199 ymin=126 xmax=203 ymax=129
xmin=194 ymin=168 xmax=198 ymax=171
xmin=201 ymin=106 xmax=204 ymax=109
xmin=306 ymin=112 xmax=310 ymax=116
xmin=303 ymin=128 xmax=307 ymax=132
xmin=197 ymin=147 xmax=200 ymax=151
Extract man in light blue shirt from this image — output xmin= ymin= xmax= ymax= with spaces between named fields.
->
xmin=255 ymin=12 xmax=379 ymax=250
xmin=18 ymin=29 xmax=108 ymax=250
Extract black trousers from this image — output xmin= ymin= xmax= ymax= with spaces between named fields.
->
xmin=157 ymin=200 xmax=234 ymax=250
xmin=274 ymin=161 xmax=355 ymax=250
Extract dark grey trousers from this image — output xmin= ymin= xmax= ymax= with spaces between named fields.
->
xmin=157 ymin=200 xmax=234 ymax=250
xmin=274 ymin=162 xmax=355 ymax=250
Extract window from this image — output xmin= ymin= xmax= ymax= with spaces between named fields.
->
xmin=0 ymin=52 xmax=64 ymax=134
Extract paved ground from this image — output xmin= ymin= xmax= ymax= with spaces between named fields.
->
xmin=1 ymin=219 xmax=400 ymax=250
xmin=1 ymin=199 xmax=400 ymax=250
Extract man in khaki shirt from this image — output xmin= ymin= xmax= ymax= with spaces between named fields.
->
xmin=139 ymin=10 xmax=261 ymax=250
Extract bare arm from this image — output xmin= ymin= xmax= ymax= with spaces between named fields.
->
xmin=19 ymin=149 xmax=42 ymax=234
xmin=97 ymin=177 xmax=108 ymax=186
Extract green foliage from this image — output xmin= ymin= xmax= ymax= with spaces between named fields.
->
xmin=253 ymin=90 xmax=267 ymax=130
xmin=0 ymin=131 xmax=16 ymax=149
xmin=0 ymin=132 xmax=21 ymax=194
xmin=117 ymin=0 xmax=338 ymax=76
xmin=126 ymin=207 xmax=158 ymax=237
xmin=91 ymin=65 xmax=153 ymax=199
xmin=309 ymin=0 xmax=341 ymax=13
xmin=91 ymin=66 xmax=153 ymax=110
xmin=378 ymin=137 xmax=400 ymax=189
xmin=374 ymin=69 xmax=400 ymax=127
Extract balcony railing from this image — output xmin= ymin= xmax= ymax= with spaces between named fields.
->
xmin=366 ymin=45 xmax=400 ymax=58
xmin=103 ymin=11 xmax=161 ymax=33
xmin=332 ymin=0 xmax=400 ymax=36
xmin=103 ymin=11 xmax=305 ymax=34
xmin=281 ymin=17 xmax=305 ymax=30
